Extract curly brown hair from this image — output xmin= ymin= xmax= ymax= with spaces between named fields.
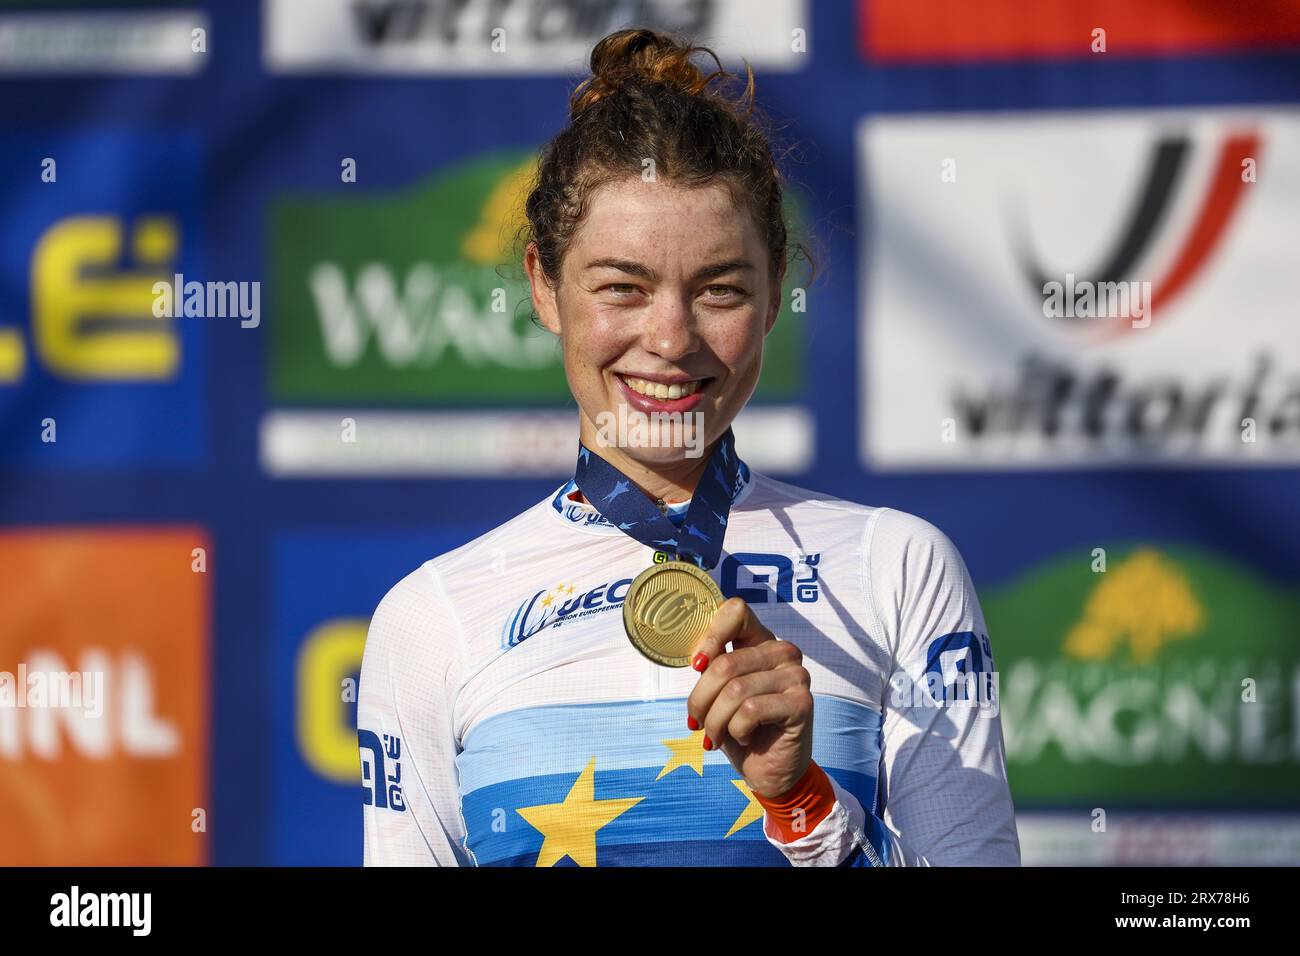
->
xmin=520 ymin=27 xmax=816 ymax=298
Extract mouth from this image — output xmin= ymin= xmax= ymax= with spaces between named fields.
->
xmin=613 ymin=372 xmax=714 ymax=414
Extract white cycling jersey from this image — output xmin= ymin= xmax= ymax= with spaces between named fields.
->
xmin=357 ymin=460 xmax=1021 ymax=866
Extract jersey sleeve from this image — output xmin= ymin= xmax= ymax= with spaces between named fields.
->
xmin=357 ymin=562 xmax=471 ymax=866
xmin=763 ymin=507 xmax=1022 ymax=866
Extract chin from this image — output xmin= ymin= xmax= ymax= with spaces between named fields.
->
xmin=587 ymin=407 xmax=714 ymax=462
xmin=624 ymin=439 xmax=706 ymax=466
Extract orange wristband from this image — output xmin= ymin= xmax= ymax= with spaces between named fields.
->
xmin=753 ymin=760 xmax=837 ymax=843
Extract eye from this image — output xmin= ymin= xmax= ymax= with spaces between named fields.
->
xmin=700 ymin=284 xmax=745 ymax=303
xmin=603 ymin=283 xmax=640 ymax=297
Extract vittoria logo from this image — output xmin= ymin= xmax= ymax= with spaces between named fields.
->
xmin=860 ymin=111 xmax=1300 ymax=467
xmin=1014 ymin=132 xmax=1259 ymax=335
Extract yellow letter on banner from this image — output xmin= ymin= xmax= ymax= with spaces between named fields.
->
xmin=297 ymin=619 xmax=368 ymax=783
xmin=31 ymin=215 xmax=179 ymax=380
xmin=0 ymin=328 xmax=23 ymax=383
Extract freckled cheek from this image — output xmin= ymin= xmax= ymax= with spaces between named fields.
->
xmin=707 ymin=317 xmax=766 ymax=373
xmin=562 ymin=311 xmax=627 ymax=377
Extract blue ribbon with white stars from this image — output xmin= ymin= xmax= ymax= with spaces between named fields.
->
xmin=573 ymin=426 xmax=741 ymax=571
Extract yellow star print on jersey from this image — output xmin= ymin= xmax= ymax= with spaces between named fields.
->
xmin=655 ymin=730 xmax=707 ymax=781
xmin=516 ymin=758 xmax=643 ymax=867
xmin=726 ymin=779 xmax=765 ymax=838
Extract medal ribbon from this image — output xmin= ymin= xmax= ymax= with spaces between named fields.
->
xmin=573 ymin=426 xmax=742 ymax=571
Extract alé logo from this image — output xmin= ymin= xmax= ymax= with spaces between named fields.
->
xmin=358 ymin=729 xmax=405 ymax=813
xmin=500 ymin=551 xmax=824 ymax=649
xmin=270 ymin=149 xmax=803 ymax=403
xmin=0 ymin=131 xmax=203 ymax=467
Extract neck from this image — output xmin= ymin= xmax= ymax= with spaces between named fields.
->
xmin=578 ymin=419 xmax=720 ymax=504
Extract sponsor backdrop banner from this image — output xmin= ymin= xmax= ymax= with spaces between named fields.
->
xmin=1 ymin=0 xmax=1298 ymax=864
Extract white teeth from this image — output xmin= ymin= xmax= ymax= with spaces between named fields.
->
xmin=622 ymin=376 xmax=702 ymax=400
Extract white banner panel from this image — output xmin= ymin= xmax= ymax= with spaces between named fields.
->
xmin=859 ymin=110 xmax=1300 ymax=469
xmin=266 ymin=0 xmax=808 ymax=74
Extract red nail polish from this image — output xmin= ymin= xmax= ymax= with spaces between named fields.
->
xmin=703 ymin=735 xmax=713 ymax=751
xmin=687 ymin=714 xmax=699 ymax=731
xmin=692 ymin=653 xmax=708 ymax=672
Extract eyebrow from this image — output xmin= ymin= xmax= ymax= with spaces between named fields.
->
xmin=583 ymin=257 xmax=755 ymax=283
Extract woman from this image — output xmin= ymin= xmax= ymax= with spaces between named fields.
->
xmin=358 ymin=27 xmax=1020 ymax=867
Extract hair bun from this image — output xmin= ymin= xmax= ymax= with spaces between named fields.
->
xmin=570 ymin=28 xmax=725 ymax=121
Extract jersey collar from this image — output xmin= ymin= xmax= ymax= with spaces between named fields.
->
xmin=548 ymin=456 xmax=754 ymax=537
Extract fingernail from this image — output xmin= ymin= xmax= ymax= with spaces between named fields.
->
xmin=703 ymin=735 xmax=713 ymax=751
xmin=692 ymin=653 xmax=708 ymax=672
xmin=687 ymin=714 xmax=699 ymax=731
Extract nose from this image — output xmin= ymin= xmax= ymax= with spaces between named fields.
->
xmin=639 ymin=294 xmax=699 ymax=362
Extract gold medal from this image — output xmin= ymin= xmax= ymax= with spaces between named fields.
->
xmin=623 ymin=560 xmax=724 ymax=667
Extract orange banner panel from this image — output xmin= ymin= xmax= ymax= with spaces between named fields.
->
xmin=0 ymin=527 xmax=209 ymax=865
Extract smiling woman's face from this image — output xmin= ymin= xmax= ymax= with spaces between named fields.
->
xmin=528 ymin=175 xmax=781 ymax=469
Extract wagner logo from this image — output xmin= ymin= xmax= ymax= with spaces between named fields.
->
xmin=1063 ymin=549 xmax=1204 ymax=664
xmin=265 ymin=148 xmax=808 ymax=477
xmin=984 ymin=544 xmax=1300 ymax=806
xmin=501 ymin=577 xmax=633 ymax=649
xmin=271 ymin=150 xmax=802 ymax=404
xmin=860 ymin=111 xmax=1300 ymax=467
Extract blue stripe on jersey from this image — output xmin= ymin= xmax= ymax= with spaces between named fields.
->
xmin=488 ymin=838 xmax=793 ymax=867
xmin=456 ymin=695 xmax=882 ymax=867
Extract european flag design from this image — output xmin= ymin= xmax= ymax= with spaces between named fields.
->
xmin=456 ymin=695 xmax=882 ymax=866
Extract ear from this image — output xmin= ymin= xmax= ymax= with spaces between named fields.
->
xmin=763 ymin=265 xmax=785 ymax=336
xmin=524 ymin=242 xmax=562 ymax=336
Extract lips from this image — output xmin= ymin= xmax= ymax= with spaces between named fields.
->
xmin=614 ymin=372 xmax=711 ymax=414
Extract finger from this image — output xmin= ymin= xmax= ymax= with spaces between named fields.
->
xmin=702 ymin=668 xmax=805 ymax=750
xmin=687 ymin=640 xmax=803 ymax=740
xmin=725 ymin=684 xmax=812 ymax=749
xmin=690 ymin=597 xmax=774 ymax=672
